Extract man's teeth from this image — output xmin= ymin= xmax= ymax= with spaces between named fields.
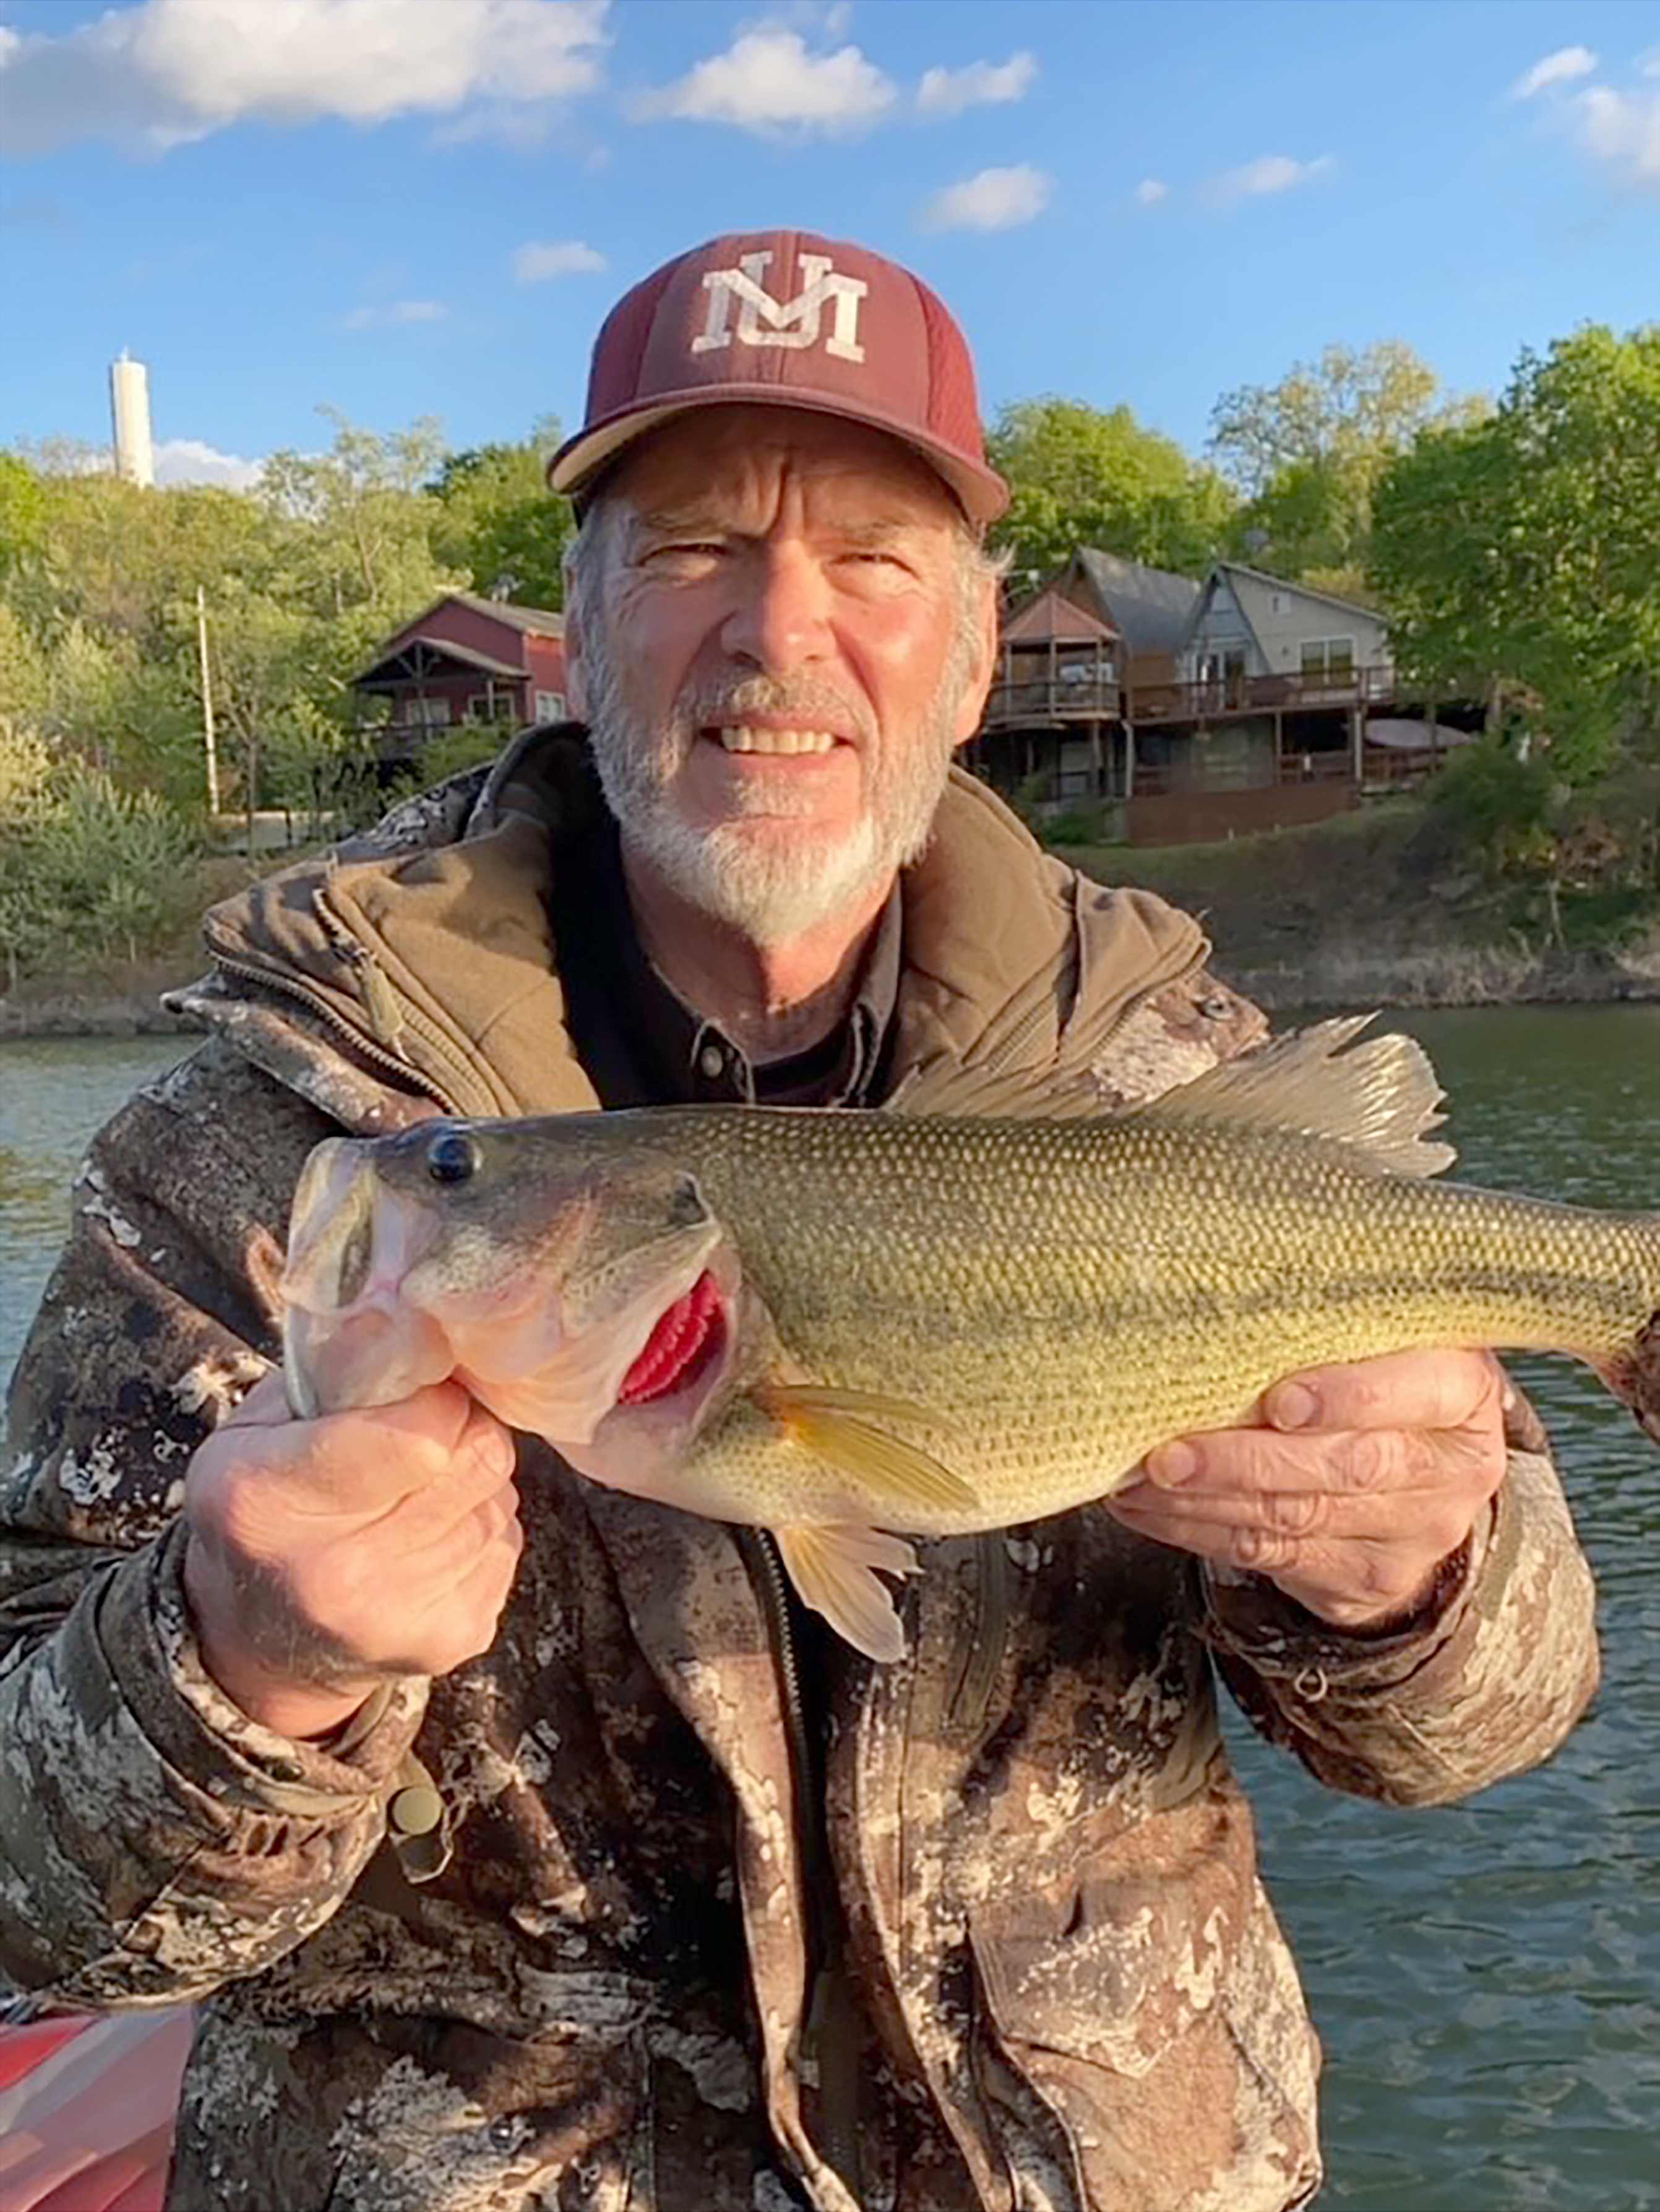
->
xmin=715 ymin=727 xmax=836 ymax=756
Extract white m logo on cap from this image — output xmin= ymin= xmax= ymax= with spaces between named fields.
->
xmin=691 ymin=251 xmax=869 ymax=365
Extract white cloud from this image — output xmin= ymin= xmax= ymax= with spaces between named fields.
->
xmin=1133 ymin=177 xmax=1169 ymax=207
xmin=512 ymin=238 xmax=606 ymax=283
xmin=919 ymin=163 xmax=1052 ymax=232
xmin=342 ymin=298 xmax=449 ymax=328
xmin=916 ymin=51 xmax=1035 ymax=118
xmin=153 ymin=437 xmax=264 ymax=491
xmin=1571 ymin=80 xmax=1660 ymax=186
xmin=635 ymin=24 xmax=897 ymax=135
xmin=1512 ymin=45 xmax=1598 ymax=100
xmin=1211 ymin=152 xmax=1332 ymax=202
xmin=0 ymin=0 xmax=610 ymax=158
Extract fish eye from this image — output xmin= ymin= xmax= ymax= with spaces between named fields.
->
xmin=426 ymin=1129 xmax=483 ymax=1186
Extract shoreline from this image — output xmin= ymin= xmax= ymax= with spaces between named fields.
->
xmin=4 ymin=946 xmax=1659 ymax=1041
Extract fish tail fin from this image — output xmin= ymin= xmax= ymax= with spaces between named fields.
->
xmin=1595 ymin=1306 xmax=1660 ymax=1444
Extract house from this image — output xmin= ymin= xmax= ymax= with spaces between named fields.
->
xmin=968 ymin=551 xmax=1199 ymax=804
xmin=976 ymin=553 xmax=1474 ymax=844
xmin=350 ymin=592 xmax=567 ymax=768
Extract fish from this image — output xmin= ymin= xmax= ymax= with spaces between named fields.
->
xmin=279 ymin=1018 xmax=1660 ymax=1661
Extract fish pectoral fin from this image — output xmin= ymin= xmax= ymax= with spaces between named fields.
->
xmin=774 ymin=1524 xmax=918 ymax=1663
xmin=752 ymin=1382 xmax=978 ymax=1511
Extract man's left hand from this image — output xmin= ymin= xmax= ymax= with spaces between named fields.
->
xmin=1104 ymin=1348 xmax=1509 ymax=1631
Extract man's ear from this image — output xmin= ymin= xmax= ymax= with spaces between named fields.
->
xmin=562 ymin=594 xmax=590 ymax=721
xmin=951 ymin=570 xmax=1000 ymax=748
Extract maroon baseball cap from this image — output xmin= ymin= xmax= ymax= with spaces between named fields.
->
xmin=548 ymin=228 xmax=1009 ymax=525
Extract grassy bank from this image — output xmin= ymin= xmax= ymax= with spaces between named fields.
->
xmin=1056 ymin=801 xmax=1660 ymax=1013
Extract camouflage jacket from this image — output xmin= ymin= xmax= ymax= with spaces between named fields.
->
xmin=0 ymin=729 xmax=1600 ymax=2212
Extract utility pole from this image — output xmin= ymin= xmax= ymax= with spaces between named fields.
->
xmin=196 ymin=584 xmax=221 ymax=816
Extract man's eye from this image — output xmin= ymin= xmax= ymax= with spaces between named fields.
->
xmin=648 ymin=541 xmax=724 ymax=565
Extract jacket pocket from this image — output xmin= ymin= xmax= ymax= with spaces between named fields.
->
xmin=966 ymin=1873 xmax=1257 ymax=2212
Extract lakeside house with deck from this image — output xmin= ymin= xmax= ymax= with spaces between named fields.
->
xmin=968 ymin=552 xmax=1476 ymax=844
xmin=350 ymin=593 xmax=567 ymax=772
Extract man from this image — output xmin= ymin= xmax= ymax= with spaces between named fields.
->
xmin=0 ymin=231 xmax=1598 ymax=2211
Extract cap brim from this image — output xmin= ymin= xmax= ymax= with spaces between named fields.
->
xmin=548 ymin=386 xmax=1009 ymax=526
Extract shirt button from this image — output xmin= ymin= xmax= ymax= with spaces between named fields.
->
xmin=698 ymin=1044 xmax=725 ymax=1079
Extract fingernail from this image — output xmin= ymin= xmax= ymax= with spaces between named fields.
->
xmin=1268 ymin=1381 xmax=1317 ymax=1430
xmin=1147 ymin=1442 xmax=1198 ymax=1487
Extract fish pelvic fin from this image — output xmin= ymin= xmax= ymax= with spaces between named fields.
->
xmin=752 ymin=1382 xmax=978 ymax=1511
xmin=775 ymin=1524 xmax=919 ymax=1662
xmin=1131 ymin=1013 xmax=1457 ymax=1177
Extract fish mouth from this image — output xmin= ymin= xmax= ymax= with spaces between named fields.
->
xmin=617 ymin=1270 xmax=726 ymax=1407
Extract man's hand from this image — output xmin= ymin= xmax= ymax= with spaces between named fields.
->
xmin=182 ymin=1371 xmax=523 ymax=1739
xmin=1104 ymin=1348 xmax=1508 ymax=1631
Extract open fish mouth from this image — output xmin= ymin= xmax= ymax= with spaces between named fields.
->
xmin=617 ymin=1271 xmax=726 ymax=1407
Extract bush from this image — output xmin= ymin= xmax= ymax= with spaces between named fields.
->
xmin=1419 ymin=737 xmax=1555 ymax=880
xmin=0 ymin=729 xmax=201 ymax=987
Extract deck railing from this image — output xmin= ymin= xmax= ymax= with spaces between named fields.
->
xmin=983 ymin=663 xmax=1400 ymax=732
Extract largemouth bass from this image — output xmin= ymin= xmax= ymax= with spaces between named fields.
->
xmin=280 ymin=1019 xmax=1660 ymax=1659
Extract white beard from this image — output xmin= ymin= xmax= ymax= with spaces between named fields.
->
xmin=582 ymin=647 xmax=965 ymax=943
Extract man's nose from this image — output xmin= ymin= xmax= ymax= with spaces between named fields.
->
xmin=719 ymin=543 xmax=832 ymax=674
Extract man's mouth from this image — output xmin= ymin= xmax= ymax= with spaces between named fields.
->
xmin=616 ymin=1271 xmax=726 ymax=1405
xmin=710 ymin=726 xmax=840 ymax=757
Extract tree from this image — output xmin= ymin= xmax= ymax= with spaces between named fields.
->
xmin=1210 ymin=341 xmax=1482 ymax=588
xmin=428 ymin=418 xmax=574 ymax=611
xmin=1370 ymin=324 xmax=1660 ymax=787
xmin=987 ymin=398 xmax=1236 ymax=580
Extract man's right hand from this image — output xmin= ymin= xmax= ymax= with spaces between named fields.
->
xmin=181 ymin=1371 xmax=523 ymax=1740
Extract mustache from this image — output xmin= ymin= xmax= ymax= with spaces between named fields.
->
xmin=674 ymin=675 xmax=872 ymax=741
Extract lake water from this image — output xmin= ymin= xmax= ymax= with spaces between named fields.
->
xmin=1 ymin=1011 xmax=1658 ymax=2209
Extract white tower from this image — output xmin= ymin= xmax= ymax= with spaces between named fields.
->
xmin=110 ymin=351 xmax=155 ymax=487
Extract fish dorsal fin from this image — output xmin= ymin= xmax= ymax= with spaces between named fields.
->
xmin=1131 ymin=1014 xmax=1456 ymax=1177
xmin=886 ymin=1057 xmax=1103 ymax=1121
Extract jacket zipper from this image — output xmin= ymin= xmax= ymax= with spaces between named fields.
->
xmin=203 ymin=939 xmax=463 ymax=1111
xmin=747 ymin=1530 xmax=864 ymax=2195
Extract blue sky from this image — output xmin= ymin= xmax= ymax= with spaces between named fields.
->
xmin=1 ymin=0 xmax=1656 ymax=488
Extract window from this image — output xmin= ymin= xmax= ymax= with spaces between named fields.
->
xmin=534 ymin=690 xmax=567 ymax=721
xmin=406 ymin=696 xmax=452 ymax=727
xmin=1299 ymin=637 xmax=1355 ymax=682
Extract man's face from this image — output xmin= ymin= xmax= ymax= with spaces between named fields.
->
xmin=567 ymin=406 xmax=997 ymax=943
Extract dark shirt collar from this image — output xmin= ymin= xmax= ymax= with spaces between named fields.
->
xmin=549 ymin=802 xmax=901 ymax=1112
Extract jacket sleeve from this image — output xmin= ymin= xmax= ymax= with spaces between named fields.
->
xmin=1200 ymin=1392 xmax=1601 ymax=1806
xmin=0 ymin=1041 xmax=428 ymax=2008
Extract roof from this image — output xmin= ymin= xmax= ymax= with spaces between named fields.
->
xmin=445 ymin=589 xmax=566 ymax=636
xmin=1067 ymin=550 xmax=1202 ymax=657
xmin=1002 ymin=589 xmax=1117 ymax=647
xmin=350 ymin=634 xmax=526 ymax=690
xmin=1213 ymin=562 xmax=1383 ymax=623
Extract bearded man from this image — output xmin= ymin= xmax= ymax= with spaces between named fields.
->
xmin=0 ymin=232 xmax=1598 ymax=2212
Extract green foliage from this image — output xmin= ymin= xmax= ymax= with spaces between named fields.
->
xmin=1419 ymin=737 xmax=1555 ymax=880
xmin=1212 ymin=341 xmax=1481 ymax=585
xmin=0 ymin=727 xmax=201 ymax=986
xmin=987 ymin=398 xmax=1236 ymax=579
xmin=1372 ymin=324 xmax=1660 ymax=789
xmin=428 ymin=422 xmax=574 ymax=611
